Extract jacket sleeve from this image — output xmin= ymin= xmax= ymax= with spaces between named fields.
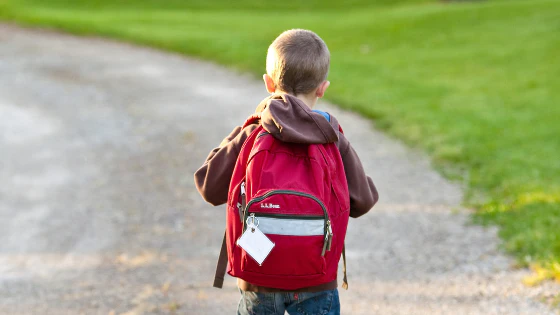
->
xmin=338 ymin=133 xmax=379 ymax=218
xmin=194 ymin=125 xmax=258 ymax=206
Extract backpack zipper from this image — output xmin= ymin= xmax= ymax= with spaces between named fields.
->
xmin=243 ymin=190 xmax=332 ymax=256
xmin=249 ymin=213 xmax=324 ymax=220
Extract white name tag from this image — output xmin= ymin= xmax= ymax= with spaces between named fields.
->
xmin=236 ymin=222 xmax=275 ymax=266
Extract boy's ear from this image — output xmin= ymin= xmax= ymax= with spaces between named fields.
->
xmin=315 ymin=81 xmax=330 ymax=98
xmin=263 ymin=74 xmax=276 ymax=94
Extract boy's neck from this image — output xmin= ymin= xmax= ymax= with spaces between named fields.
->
xmin=278 ymin=91 xmax=317 ymax=109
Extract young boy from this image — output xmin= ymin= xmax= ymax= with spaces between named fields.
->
xmin=194 ymin=29 xmax=378 ymax=315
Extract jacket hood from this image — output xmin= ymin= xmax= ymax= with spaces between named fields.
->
xmin=255 ymin=94 xmax=340 ymax=144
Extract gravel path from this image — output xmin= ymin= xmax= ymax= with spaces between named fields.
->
xmin=0 ymin=24 xmax=557 ymax=315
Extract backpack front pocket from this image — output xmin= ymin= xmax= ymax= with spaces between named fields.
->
xmin=240 ymin=213 xmax=327 ymax=276
xmin=238 ymin=190 xmax=333 ymax=277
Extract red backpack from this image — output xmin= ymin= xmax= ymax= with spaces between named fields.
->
xmin=213 ymin=114 xmax=350 ymax=290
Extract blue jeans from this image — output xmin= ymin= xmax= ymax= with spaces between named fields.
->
xmin=237 ymin=288 xmax=340 ymax=315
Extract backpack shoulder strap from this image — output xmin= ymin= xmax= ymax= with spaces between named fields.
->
xmin=242 ymin=113 xmax=261 ymax=129
xmin=213 ymin=231 xmax=228 ymax=288
xmin=342 ymin=244 xmax=348 ymax=290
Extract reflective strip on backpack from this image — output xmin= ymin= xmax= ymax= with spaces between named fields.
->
xmin=257 ymin=217 xmax=324 ymax=236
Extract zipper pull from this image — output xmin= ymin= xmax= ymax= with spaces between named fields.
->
xmin=248 ymin=213 xmax=258 ymax=232
xmin=237 ymin=202 xmax=242 ymax=219
xmin=239 ymin=182 xmax=247 ymax=225
xmin=321 ymin=234 xmax=328 ymax=256
xmin=322 ymin=220 xmax=333 ymax=256
xmin=326 ymin=221 xmax=333 ymax=251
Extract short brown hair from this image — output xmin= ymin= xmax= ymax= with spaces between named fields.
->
xmin=266 ymin=29 xmax=330 ymax=95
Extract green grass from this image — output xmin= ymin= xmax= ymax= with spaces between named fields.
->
xmin=1 ymin=0 xmax=559 ymax=280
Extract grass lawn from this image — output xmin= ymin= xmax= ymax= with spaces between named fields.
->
xmin=1 ymin=0 xmax=559 ymax=281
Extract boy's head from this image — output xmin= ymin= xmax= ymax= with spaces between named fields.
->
xmin=264 ymin=29 xmax=330 ymax=100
